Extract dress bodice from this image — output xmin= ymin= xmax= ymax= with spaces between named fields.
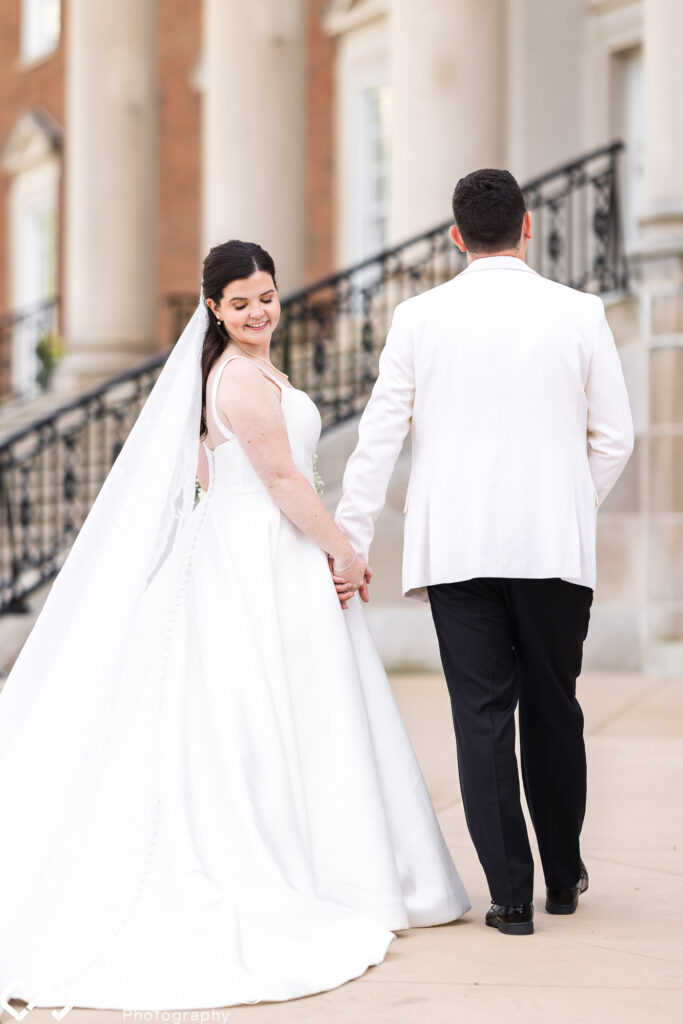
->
xmin=203 ymin=355 xmax=322 ymax=497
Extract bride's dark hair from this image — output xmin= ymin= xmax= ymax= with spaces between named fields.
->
xmin=199 ymin=239 xmax=277 ymax=439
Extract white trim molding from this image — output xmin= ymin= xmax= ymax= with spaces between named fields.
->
xmin=3 ymin=108 xmax=62 ymax=177
xmin=333 ymin=12 xmax=390 ymax=266
xmin=325 ymin=0 xmax=390 ymax=37
xmin=582 ymin=0 xmax=643 ymax=152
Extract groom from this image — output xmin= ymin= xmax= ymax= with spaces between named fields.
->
xmin=333 ymin=168 xmax=634 ymax=935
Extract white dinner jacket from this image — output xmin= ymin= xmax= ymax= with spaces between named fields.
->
xmin=334 ymin=255 xmax=634 ymax=602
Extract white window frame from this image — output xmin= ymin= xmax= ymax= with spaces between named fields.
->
xmin=583 ymin=3 xmax=644 ymax=254
xmin=610 ymin=45 xmax=644 ymax=246
xmin=333 ymin=14 xmax=390 ymax=268
xmin=353 ymin=78 xmax=392 ymax=262
xmin=9 ymin=161 xmax=60 ymax=396
xmin=4 ymin=112 xmax=61 ymax=397
xmin=21 ymin=0 xmax=61 ymax=64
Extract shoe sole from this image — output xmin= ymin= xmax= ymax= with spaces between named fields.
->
xmin=545 ymin=899 xmax=578 ymax=915
xmin=486 ymin=919 xmax=535 ymax=935
xmin=545 ymin=880 xmax=589 ymax=915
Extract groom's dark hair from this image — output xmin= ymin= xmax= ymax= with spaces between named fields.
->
xmin=452 ymin=169 xmax=526 ymax=254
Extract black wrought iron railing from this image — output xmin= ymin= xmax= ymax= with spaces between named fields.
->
xmin=0 ymin=355 xmax=165 ymax=612
xmin=168 ymin=142 xmax=628 ymax=428
xmin=0 ymin=142 xmax=628 ymax=614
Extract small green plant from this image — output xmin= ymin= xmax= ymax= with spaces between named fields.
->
xmin=35 ymin=331 xmax=65 ymax=390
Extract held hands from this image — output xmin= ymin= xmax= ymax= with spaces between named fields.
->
xmin=328 ymin=552 xmax=373 ymax=609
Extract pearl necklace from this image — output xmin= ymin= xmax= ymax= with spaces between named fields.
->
xmin=229 ymin=339 xmax=289 ymax=380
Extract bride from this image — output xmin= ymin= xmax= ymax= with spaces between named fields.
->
xmin=0 ymin=240 xmax=469 ymax=1014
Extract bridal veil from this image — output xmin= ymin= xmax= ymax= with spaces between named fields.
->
xmin=0 ymin=295 xmax=208 ymax=989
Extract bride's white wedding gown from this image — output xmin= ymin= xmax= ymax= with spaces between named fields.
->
xmin=0 ymin=355 xmax=469 ymax=1012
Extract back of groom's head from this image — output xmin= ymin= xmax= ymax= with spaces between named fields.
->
xmin=452 ymin=169 xmax=526 ymax=254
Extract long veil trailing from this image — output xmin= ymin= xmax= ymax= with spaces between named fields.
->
xmin=0 ymin=296 xmax=208 ymax=997
xmin=0 ymin=283 xmax=473 ymax=1012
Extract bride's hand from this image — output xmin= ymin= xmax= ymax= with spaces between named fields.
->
xmin=329 ymin=554 xmax=371 ymax=609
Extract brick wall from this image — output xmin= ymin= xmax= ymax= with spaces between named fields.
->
xmin=0 ymin=1 xmax=331 ymax=373
xmin=304 ymin=0 xmax=336 ymax=284
xmin=155 ymin=0 xmax=202 ymax=350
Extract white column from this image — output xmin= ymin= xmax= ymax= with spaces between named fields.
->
xmin=388 ymin=0 xmax=505 ymax=242
xmin=638 ymin=0 xmax=683 ymax=670
xmin=61 ymin=0 xmax=157 ymax=388
xmin=202 ymin=0 xmax=306 ymax=293
xmin=641 ymin=0 xmax=683 ymax=240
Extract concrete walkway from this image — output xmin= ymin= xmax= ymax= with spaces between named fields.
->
xmin=3 ymin=670 xmax=682 ymax=1024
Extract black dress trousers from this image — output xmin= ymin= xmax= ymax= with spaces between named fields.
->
xmin=427 ymin=577 xmax=593 ymax=906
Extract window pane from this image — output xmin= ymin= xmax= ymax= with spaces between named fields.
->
xmin=22 ymin=0 xmax=61 ymax=62
xmin=357 ymin=82 xmax=392 ymax=260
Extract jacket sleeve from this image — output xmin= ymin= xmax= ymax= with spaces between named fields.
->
xmin=334 ymin=304 xmax=415 ymax=560
xmin=586 ymin=296 xmax=635 ymax=506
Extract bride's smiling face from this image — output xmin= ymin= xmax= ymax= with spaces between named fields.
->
xmin=209 ymin=270 xmax=280 ymax=346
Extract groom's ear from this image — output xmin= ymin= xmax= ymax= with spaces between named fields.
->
xmin=450 ymin=224 xmax=467 ymax=253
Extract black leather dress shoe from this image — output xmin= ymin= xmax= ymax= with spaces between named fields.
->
xmin=545 ymin=859 xmax=589 ymax=915
xmin=485 ymin=902 xmax=534 ymax=935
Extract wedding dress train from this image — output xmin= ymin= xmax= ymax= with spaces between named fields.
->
xmin=0 ymin=355 xmax=469 ymax=1012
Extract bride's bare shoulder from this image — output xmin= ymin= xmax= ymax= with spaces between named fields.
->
xmin=215 ymin=356 xmax=281 ymax=404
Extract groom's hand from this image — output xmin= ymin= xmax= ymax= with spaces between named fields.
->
xmin=358 ymin=565 xmax=373 ymax=604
